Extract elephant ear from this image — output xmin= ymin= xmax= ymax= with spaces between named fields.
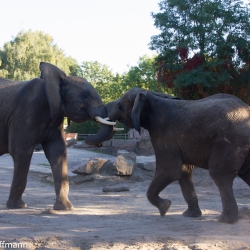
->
xmin=40 ymin=62 xmax=66 ymax=118
xmin=131 ymin=92 xmax=147 ymax=133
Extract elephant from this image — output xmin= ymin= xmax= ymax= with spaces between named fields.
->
xmin=0 ymin=62 xmax=115 ymax=210
xmin=105 ymin=87 xmax=250 ymax=223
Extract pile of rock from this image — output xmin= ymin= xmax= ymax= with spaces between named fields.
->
xmin=70 ymin=150 xmax=156 ymax=184
xmin=74 ymin=129 xmax=155 ymax=156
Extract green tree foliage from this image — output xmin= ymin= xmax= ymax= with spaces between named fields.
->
xmin=0 ymin=30 xmax=79 ymax=80
xmin=121 ymin=55 xmax=169 ymax=93
xmin=150 ymin=0 xmax=250 ymax=102
xmin=78 ymin=61 xmax=123 ymax=104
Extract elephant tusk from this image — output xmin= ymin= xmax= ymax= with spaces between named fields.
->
xmin=113 ymin=127 xmax=124 ymax=131
xmin=95 ymin=116 xmax=116 ymax=125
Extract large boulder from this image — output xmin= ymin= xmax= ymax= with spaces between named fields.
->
xmin=72 ymin=158 xmax=110 ymax=175
xmin=113 ymin=150 xmax=136 ymax=176
xmin=136 ymin=155 xmax=156 ymax=171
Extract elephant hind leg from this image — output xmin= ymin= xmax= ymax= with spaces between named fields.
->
xmin=7 ymin=149 xmax=33 ymax=209
xmin=209 ymin=169 xmax=238 ymax=223
xmin=238 ymin=152 xmax=250 ymax=186
xmin=178 ymin=165 xmax=202 ymax=217
xmin=238 ymin=168 xmax=250 ymax=186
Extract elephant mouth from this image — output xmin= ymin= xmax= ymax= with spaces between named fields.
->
xmin=84 ymin=116 xmax=124 ymax=146
xmin=95 ymin=116 xmax=116 ymax=125
xmin=95 ymin=116 xmax=124 ymax=131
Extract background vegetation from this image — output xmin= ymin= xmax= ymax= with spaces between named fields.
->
xmin=1 ymin=0 xmax=249 ymax=133
xmin=150 ymin=0 xmax=250 ymax=102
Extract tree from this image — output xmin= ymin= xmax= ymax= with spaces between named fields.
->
xmin=121 ymin=55 xmax=169 ymax=93
xmin=0 ymin=30 xmax=79 ymax=80
xmin=150 ymin=0 xmax=250 ymax=102
xmin=78 ymin=61 xmax=124 ymax=104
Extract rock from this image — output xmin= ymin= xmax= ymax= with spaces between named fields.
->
xmin=102 ymin=184 xmax=130 ymax=192
xmin=117 ymin=150 xmax=137 ymax=162
xmin=128 ymin=128 xmax=150 ymax=139
xmin=137 ymin=138 xmax=152 ymax=150
xmin=65 ymin=138 xmax=77 ymax=147
xmin=111 ymin=140 xmax=137 ymax=151
xmin=113 ymin=150 xmax=136 ymax=176
xmin=129 ymin=167 xmax=155 ymax=182
xmin=72 ymin=158 xmax=109 ymax=175
xmin=137 ymin=161 xmax=156 ymax=171
xmin=34 ymin=144 xmax=43 ymax=151
xmin=98 ymin=160 xmax=116 ymax=175
xmin=136 ymin=155 xmax=156 ymax=171
xmin=73 ymin=142 xmax=93 ymax=148
xmin=72 ymin=175 xmax=94 ymax=184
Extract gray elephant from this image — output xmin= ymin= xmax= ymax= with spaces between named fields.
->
xmin=105 ymin=87 xmax=250 ymax=223
xmin=0 ymin=62 xmax=115 ymax=210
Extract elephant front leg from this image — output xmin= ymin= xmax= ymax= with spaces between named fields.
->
xmin=6 ymin=152 xmax=33 ymax=209
xmin=42 ymin=139 xmax=73 ymax=210
xmin=178 ymin=165 xmax=202 ymax=217
xmin=146 ymin=171 xmax=175 ymax=217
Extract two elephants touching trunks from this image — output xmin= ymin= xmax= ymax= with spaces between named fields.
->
xmin=1 ymin=65 xmax=249 ymax=224
xmin=0 ymin=62 xmax=116 ymax=210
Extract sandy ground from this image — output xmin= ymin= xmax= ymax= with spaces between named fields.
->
xmin=0 ymin=147 xmax=249 ymax=250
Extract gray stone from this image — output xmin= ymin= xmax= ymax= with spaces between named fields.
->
xmin=65 ymin=138 xmax=77 ymax=147
xmin=113 ymin=150 xmax=136 ymax=176
xmin=137 ymin=138 xmax=152 ymax=149
xmin=102 ymin=184 xmax=130 ymax=192
xmin=34 ymin=144 xmax=43 ymax=151
xmin=137 ymin=161 xmax=156 ymax=171
xmin=73 ymin=142 xmax=93 ymax=148
xmin=128 ymin=128 xmax=150 ymax=139
xmin=72 ymin=158 xmax=109 ymax=175
xmin=136 ymin=155 xmax=156 ymax=171
xmin=72 ymin=175 xmax=94 ymax=184
xmin=98 ymin=160 xmax=116 ymax=175
xmin=102 ymin=140 xmax=112 ymax=147
xmin=117 ymin=150 xmax=136 ymax=162
xmin=111 ymin=140 xmax=137 ymax=152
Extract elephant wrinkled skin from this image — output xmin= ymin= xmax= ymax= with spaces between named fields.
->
xmin=0 ymin=62 xmax=114 ymax=210
xmin=106 ymin=87 xmax=250 ymax=223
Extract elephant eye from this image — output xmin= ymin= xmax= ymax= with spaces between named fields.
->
xmin=79 ymin=92 xmax=89 ymax=101
xmin=118 ymin=102 xmax=123 ymax=111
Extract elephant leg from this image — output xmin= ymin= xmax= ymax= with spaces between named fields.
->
xmin=6 ymin=150 xmax=33 ymax=209
xmin=42 ymin=137 xmax=73 ymax=210
xmin=147 ymin=172 xmax=172 ymax=216
xmin=178 ymin=165 xmax=202 ymax=217
xmin=147 ymin=161 xmax=182 ymax=217
xmin=209 ymin=170 xmax=238 ymax=223
xmin=238 ymin=168 xmax=250 ymax=186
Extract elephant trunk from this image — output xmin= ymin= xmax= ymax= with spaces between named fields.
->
xmin=85 ymin=123 xmax=114 ymax=146
xmin=85 ymin=106 xmax=114 ymax=146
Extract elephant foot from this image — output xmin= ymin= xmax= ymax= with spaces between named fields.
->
xmin=183 ymin=207 xmax=202 ymax=217
xmin=53 ymin=198 xmax=74 ymax=210
xmin=6 ymin=199 xmax=27 ymax=209
xmin=158 ymin=199 xmax=171 ymax=217
xmin=218 ymin=211 xmax=239 ymax=224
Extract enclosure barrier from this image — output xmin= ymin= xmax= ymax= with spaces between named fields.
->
xmin=78 ymin=133 xmax=128 ymax=141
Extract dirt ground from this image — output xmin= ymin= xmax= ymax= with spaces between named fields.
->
xmin=0 ymin=147 xmax=249 ymax=250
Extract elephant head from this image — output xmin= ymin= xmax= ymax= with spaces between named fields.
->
xmin=39 ymin=62 xmax=114 ymax=145
xmin=106 ymin=87 xmax=178 ymax=133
